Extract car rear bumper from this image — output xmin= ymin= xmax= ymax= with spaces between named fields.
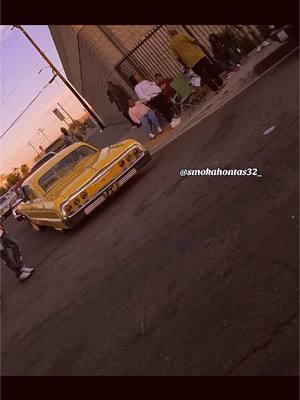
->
xmin=63 ymin=150 xmax=151 ymax=228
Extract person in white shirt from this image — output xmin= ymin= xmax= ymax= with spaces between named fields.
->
xmin=128 ymin=99 xmax=162 ymax=139
xmin=130 ymin=74 xmax=181 ymax=129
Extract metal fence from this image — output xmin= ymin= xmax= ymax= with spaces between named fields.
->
xmin=114 ymin=25 xmax=229 ymax=88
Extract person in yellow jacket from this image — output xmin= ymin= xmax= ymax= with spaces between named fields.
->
xmin=168 ymin=26 xmax=225 ymax=94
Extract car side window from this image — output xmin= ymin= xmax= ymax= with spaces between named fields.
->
xmin=23 ymin=185 xmax=36 ymax=201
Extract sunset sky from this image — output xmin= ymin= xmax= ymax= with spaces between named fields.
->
xmin=0 ymin=25 xmax=86 ymax=175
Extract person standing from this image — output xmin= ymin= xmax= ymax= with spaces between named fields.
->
xmin=209 ymin=33 xmax=242 ymax=77
xmin=61 ymin=127 xmax=75 ymax=148
xmin=168 ymin=26 xmax=225 ymax=94
xmin=0 ymin=224 xmax=34 ymax=282
xmin=131 ymin=74 xmax=181 ymax=128
xmin=128 ymin=99 xmax=163 ymax=139
xmin=106 ymin=81 xmax=140 ymax=127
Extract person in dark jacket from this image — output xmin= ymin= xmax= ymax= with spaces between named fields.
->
xmin=209 ymin=33 xmax=242 ymax=75
xmin=0 ymin=223 xmax=34 ymax=282
xmin=107 ymin=81 xmax=140 ymax=127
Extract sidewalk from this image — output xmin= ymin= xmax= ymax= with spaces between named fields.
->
xmin=88 ymin=40 xmax=297 ymax=154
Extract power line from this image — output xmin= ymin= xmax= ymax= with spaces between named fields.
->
xmin=0 ymin=59 xmax=45 ymax=106
xmin=0 ymin=26 xmax=13 ymax=45
xmin=0 ymin=76 xmax=57 ymax=140
xmin=1 ymin=118 xmax=59 ymax=165
xmin=1 ymin=46 xmax=58 ymax=106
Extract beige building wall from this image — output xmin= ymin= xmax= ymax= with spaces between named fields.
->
xmin=106 ymin=25 xmax=155 ymax=49
xmin=49 ymin=25 xmax=155 ymax=126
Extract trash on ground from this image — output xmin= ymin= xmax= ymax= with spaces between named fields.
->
xmin=262 ymin=126 xmax=276 ymax=136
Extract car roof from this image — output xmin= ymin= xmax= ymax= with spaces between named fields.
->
xmin=31 ymin=152 xmax=57 ymax=172
xmin=22 ymin=142 xmax=98 ymax=187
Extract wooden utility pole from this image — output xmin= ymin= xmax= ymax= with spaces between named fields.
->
xmin=13 ymin=25 xmax=105 ymax=130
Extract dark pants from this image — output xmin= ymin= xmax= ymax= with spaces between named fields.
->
xmin=216 ymin=49 xmax=241 ymax=72
xmin=148 ymin=93 xmax=174 ymax=123
xmin=1 ymin=237 xmax=23 ymax=277
xmin=192 ymin=57 xmax=224 ymax=92
xmin=123 ymin=111 xmax=140 ymax=127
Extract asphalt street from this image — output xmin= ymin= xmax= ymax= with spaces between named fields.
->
xmin=1 ymin=52 xmax=299 ymax=376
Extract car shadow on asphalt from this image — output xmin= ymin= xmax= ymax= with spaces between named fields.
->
xmin=64 ymin=160 xmax=156 ymax=238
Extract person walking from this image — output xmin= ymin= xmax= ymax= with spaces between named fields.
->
xmin=130 ymin=74 xmax=181 ymax=128
xmin=168 ymin=26 xmax=225 ymax=94
xmin=0 ymin=224 xmax=34 ymax=282
xmin=106 ymin=81 xmax=140 ymax=127
xmin=128 ymin=99 xmax=163 ymax=139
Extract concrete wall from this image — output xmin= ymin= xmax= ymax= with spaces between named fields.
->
xmin=49 ymin=25 xmax=155 ymax=126
xmin=49 ymin=25 xmax=84 ymax=93
xmin=106 ymin=25 xmax=155 ymax=49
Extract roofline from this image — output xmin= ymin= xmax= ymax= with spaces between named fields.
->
xmin=23 ymin=142 xmax=99 ymax=187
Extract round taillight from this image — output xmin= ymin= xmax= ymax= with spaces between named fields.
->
xmin=133 ymin=148 xmax=140 ymax=157
xmin=126 ymin=154 xmax=132 ymax=162
xmin=80 ymin=191 xmax=88 ymax=200
xmin=73 ymin=197 xmax=80 ymax=206
xmin=119 ymin=159 xmax=125 ymax=167
xmin=65 ymin=204 xmax=73 ymax=214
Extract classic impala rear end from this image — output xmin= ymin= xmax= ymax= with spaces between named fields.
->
xmin=59 ymin=141 xmax=151 ymax=229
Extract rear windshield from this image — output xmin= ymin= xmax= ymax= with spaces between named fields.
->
xmin=0 ymin=197 xmax=8 ymax=205
xmin=31 ymin=153 xmax=56 ymax=173
xmin=39 ymin=146 xmax=96 ymax=191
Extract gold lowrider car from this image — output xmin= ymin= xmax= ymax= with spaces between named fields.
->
xmin=16 ymin=140 xmax=151 ymax=231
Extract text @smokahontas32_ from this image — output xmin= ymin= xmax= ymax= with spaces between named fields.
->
xmin=179 ymin=168 xmax=263 ymax=177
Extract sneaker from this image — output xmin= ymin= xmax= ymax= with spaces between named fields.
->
xmin=256 ymin=45 xmax=262 ymax=53
xmin=21 ymin=267 xmax=34 ymax=273
xmin=262 ymin=40 xmax=271 ymax=47
xmin=157 ymin=126 xmax=163 ymax=134
xmin=170 ymin=118 xmax=181 ymax=128
xmin=19 ymin=271 xmax=32 ymax=281
xmin=149 ymin=132 xmax=156 ymax=139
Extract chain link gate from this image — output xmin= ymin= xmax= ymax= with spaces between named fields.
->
xmin=114 ymin=25 xmax=230 ymax=88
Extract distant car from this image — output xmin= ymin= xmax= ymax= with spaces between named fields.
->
xmin=17 ymin=140 xmax=151 ymax=231
xmin=5 ymin=190 xmax=18 ymax=206
xmin=12 ymin=197 xmax=26 ymax=221
xmin=0 ymin=195 xmax=12 ymax=219
xmin=12 ymin=152 xmax=57 ymax=222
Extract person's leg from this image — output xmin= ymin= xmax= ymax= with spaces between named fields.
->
xmin=192 ymin=59 xmax=219 ymax=92
xmin=1 ymin=248 xmax=21 ymax=277
xmin=140 ymin=115 xmax=152 ymax=135
xmin=147 ymin=110 xmax=161 ymax=131
xmin=204 ymin=57 xmax=224 ymax=87
xmin=149 ymin=94 xmax=174 ymax=123
xmin=194 ymin=58 xmax=224 ymax=90
xmin=227 ymin=48 xmax=242 ymax=65
xmin=5 ymin=237 xmax=23 ymax=266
